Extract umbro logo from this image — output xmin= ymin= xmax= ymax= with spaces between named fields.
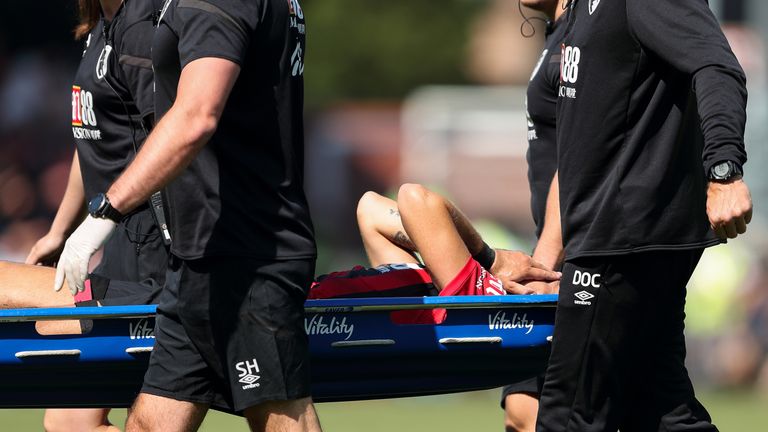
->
xmin=239 ymin=374 xmax=260 ymax=385
xmin=574 ymin=290 xmax=594 ymax=306
xmin=235 ymin=358 xmax=262 ymax=390
xmin=589 ymin=0 xmax=601 ymax=15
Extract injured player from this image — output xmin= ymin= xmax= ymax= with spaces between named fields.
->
xmin=311 ymin=183 xmax=560 ymax=323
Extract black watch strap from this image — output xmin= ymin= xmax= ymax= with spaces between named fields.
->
xmin=89 ymin=193 xmax=124 ymax=223
xmin=709 ymin=160 xmax=743 ymax=181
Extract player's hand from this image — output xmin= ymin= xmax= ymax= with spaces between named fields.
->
xmin=706 ymin=178 xmax=752 ymax=240
xmin=523 ymin=280 xmax=560 ymax=294
xmin=490 ymin=249 xmax=561 ymax=294
xmin=25 ymin=231 xmax=66 ymax=266
xmin=54 ymin=215 xmax=117 ymax=295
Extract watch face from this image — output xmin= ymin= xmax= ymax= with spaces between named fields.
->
xmin=88 ymin=194 xmax=106 ymax=215
xmin=713 ymin=162 xmax=732 ymax=179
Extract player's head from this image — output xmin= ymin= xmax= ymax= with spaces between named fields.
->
xmin=74 ymin=0 xmax=100 ymax=40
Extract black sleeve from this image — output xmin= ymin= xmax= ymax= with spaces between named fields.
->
xmin=175 ymin=0 xmax=261 ymax=68
xmin=627 ymin=0 xmax=748 ymax=173
xmin=119 ymin=19 xmax=156 ymax=124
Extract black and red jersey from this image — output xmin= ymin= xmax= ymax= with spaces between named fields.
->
xmin=152 ymin=0 xmax=316 ymax=260
xmin=556 ymin=0 xmax=747 ymax=259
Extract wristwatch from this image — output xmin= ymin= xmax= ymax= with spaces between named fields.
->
xmin=88 ymin=193 xmax=124 ymax=222
xmin=708 ymin=161 xmax=743 ymax=182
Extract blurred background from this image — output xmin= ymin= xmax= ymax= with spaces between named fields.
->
xmin=0 ymin=0 xmax=766 ymax=430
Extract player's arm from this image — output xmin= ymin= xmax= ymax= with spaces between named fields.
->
xmin=627 ymin=0 xmax=751 ymax=240
xmin=532 ymin=172 xmax=563 ymax=270
xmin=440 ymin=193 xmax=561 ymax=291
xmin=26 ymin=151 xmax=86 ymax=265
xmin=523 ymin=172 xmax=562 ymax=294
xmin=109 ymin=58 xmax=240 ymax=213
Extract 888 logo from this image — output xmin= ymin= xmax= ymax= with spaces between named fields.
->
xmin=72 ymin=85 xmax=97 ymax=127
xmin=560 ymin=45 xmax=581 ymax=84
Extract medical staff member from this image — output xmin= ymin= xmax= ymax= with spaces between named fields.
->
xmin=500 ymin=0 xmax=568 ymax=430
xmin=54 ymin=0 xmax=320 ymax=430
xmin=3 ymin=0 xmax=166 ymax=430
xmin=538 ymin=0 xmax=753 ymax=430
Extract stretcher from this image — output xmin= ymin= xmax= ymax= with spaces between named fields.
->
xmin=0 ymin=295 xmax=556 ymax=408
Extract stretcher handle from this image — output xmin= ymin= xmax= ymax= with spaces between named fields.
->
xmin=15 ymin=349 xmax=81 ymax=358
xmin=305 ymin=295 xmax=558 ymax=314
xmin=0 ymin=305 xmax=156 ymax=322
xmin=439 ymin=337 xmax=502 ymax=345
xmin=330 ymin=339 xmax=395 ymax=348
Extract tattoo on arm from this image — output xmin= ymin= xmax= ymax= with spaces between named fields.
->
xmin=393 ymin=231 xmax=417 ymax=251
xmin=389 ymin=208 xmax=400 ymax=217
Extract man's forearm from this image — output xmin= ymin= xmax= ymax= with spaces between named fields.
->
xmin=106 ymin=57 xmax=240 ymax=214
xmin=107 ymin=104 xmax=215 ymax=213
xmin=533 ymin=172 xmax=563 ymax=270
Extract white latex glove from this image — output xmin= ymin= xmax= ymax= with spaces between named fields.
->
xmin=54 ymin=215 xmax=117 ymax=295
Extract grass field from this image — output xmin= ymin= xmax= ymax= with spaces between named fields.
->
xmin=0 ymin=389 xmax=765 ymax=431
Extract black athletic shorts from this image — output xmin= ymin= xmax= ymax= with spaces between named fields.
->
xmin=500 ymin=375 xmax=544 ymax=409
xmin=141 ymin=255 xmax=315 ymax=413
xmin=537 ymin=249 xmax=717 ymax=432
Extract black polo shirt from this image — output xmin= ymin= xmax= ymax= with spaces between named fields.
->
xmin=556 ymin=0 xmax=747 ymax=259
xmin=73 ymin=0 xmax=158 ymax=200
xmin=152 ymin=0 xmax=316 ymax=260
xmin=526 ymin=18 xmax=566 ymax=238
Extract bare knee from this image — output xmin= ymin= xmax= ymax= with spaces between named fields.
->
xmin=44 ymin=409 xmax=112 ymax=432
xmin=356 ymin=191 xmax=386 ymax=229
xmin=127 ymin=393 xmax=207 ymax=432
xmin=503 ymin=394 xmax=538 ymax=432
xmin=245 ymin=397 xmax=321 ymax=432
xmin=397 ymin=183 xmax=441 ymax=215
xmin=125 ymin=395 xmax=158 ymax=432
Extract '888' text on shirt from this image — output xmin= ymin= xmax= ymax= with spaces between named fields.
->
xmin=558 ymin=44 xmax=580 ymax=100
xmin=72 ymin=85 xmax=102 ymax=140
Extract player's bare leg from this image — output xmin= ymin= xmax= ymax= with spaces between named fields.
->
xmin=503 ymin=393 xmax=538 ymax=432
xmin=396 ymin=183 xmax=473 ymax=289
xmin=0 ymin=261 xmax=82 ymax=333
xmin=44 ymin=409 xmax=119 ymax=432
xmin=244 ymin=397 xmax=322 ymax=432
xmin=356 ymin=191 xmax=420 ymax=267
xmin=0 ymin=262 xmax=108 ymax=427
xmin=126 ymin=393 xmax=208 ymax=432
xmin=0 ymin=261 xmax=74 ymax=308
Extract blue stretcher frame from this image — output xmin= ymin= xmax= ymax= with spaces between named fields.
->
xmin=0 ymin=295 xmax=557 ymax=408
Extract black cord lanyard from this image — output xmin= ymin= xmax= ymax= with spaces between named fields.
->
xmin=101 ymin=9 xmax=173 ymax=246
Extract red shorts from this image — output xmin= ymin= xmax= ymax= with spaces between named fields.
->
xmin=392 ymin=257 xmax=506 ymax=325
xmin=308 ymin=263 xmax=435 ymax=299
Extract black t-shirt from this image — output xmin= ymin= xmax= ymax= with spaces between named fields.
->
xmin=556 ymin=0 xmax=747 ymax=259
xmin=72 ymin=0 xmax=158 ymax=200
xmin=526 ymin=18 xmax=565 ymax=238
xmin=153 ymin=0 xmax=316 ymax=260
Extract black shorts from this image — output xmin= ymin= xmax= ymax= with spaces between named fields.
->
xmin=142 ymin=256 xmax=314 ymax=413
xmin=500 ymin=375 xmax=544 ymax=409
xmin=77 ymin=207 xmax=167 ymax=307
xmin=537 ymin=250 xmax=716 ymax=432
